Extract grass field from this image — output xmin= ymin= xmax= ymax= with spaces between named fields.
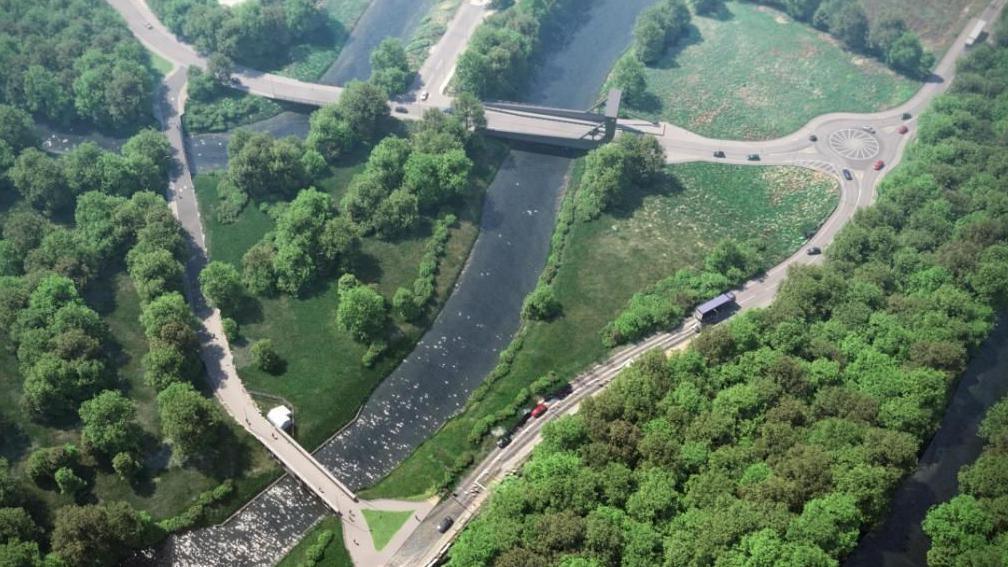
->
xmin=362 ymin=509 xmax=413 ymax=550
xmin=863 ymin=0 xmax=989 ymax=53
xmin=0 ymin=270 xmax=279 ymax=522
xmin=195 ymin=142 xmax=505 ymax=449
xmin=629 ymin=1 xmax=919 ymax=140
xmin=275 ymin=516 xmax=354 ymax=567
xmin=361 ymin=162 xmax=840 ymax=499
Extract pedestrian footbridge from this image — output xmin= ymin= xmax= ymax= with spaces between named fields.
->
xmin=481 ymin=89 xmax=624 ymax=150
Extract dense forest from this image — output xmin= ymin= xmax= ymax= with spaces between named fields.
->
xmin=923 ymin=401 xmax=1008 ymax=563
xmin=447 ymin=11 xmax=1008 ymax=567
xmin=0 ymin=0 xmax=158 ymax=132
xmin=454 ymin=0 xmax=587 ymax=98
xmin=148 ymin=0 xmax=332 ymax=69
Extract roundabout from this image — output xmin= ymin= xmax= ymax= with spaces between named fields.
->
xmin=828 ymin=127 xmax=881 ymax=160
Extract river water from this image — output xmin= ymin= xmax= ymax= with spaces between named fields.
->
xmin=846 ymin=319 xmax=1008 ymax=567
xmin=149 ymin=0 xmax=652 ymax=564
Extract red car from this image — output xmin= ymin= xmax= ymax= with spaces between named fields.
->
xmin=531 ymin=402 xmax=548 ymax=418
xmin=873 ymin=160 xmax=885 ymax=171
xmin=897 ymin=125 xmax=909 ymax=134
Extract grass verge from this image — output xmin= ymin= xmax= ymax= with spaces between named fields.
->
xmin=360 ymin=162 xmax=840 ymax=499
xmin=275 ymin=516 xmax=353 ymax=567
xmin=362 ymin=509 xmax=413 ymax=551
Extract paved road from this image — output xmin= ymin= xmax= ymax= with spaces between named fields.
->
xmin=111 ymin=0 xmax=1003 ymax=564
xmin=411 ymin=0 xmax=491 ymax=107
xmin=387 ymin=3 xmax=1008 ymax=564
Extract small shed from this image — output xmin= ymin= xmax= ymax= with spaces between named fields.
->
xmin=267 ymin=405 xmax=293 ymax=431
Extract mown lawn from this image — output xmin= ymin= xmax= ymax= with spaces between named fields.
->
xmin=195 ymin=142 xmax=506 ymax=450
xmin=360 ymin=163 xmax=840 ymax=499
xmin=0 ymin=271 xmax=279 ymax=522
xmin=275 ymin=516 xmax=354 ymax=567
xmin=362 ymin=509 xmax=413 ymax=550
xmin=631 ymin=1 xmax=919 ymax=140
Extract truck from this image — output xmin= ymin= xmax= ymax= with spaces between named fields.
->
xmin=694 ymin=292 xmax=737 ymax=324
xmin=967 ymin=20 xmax=987 ymax=47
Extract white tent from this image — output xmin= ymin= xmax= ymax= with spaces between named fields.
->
xmin=266 ymin=405 xmax=293 ymax=431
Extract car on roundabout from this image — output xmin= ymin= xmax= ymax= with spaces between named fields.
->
xmin=874 ymin=160 xmax=885 ymax=171
xmin=842 ymin=169 xmax=854 ymax=181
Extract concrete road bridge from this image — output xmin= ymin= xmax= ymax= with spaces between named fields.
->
xmin=104 ymin=0 xmax=1006 ymax=564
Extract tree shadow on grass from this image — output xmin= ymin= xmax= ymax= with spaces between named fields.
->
xmin=653 ymin=24 xmax=705 ymax=71
xmin=699 ymin=2 xmax=734 ymax=22
xmin=607 ymin=171 xmax=685 ymax=221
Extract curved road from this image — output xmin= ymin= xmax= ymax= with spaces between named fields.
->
xmin=110 ymin=0 xmax=1004 ymax=564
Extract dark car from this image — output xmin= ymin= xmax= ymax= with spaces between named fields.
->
xmin=809 ymin=134 xmax=818 ymax=142
xmin=901 ymin=112 xmax=912 ymax=120
xmin=515 ymin=408 xmax=533 ymax=428
xmin=496 ymin=434 xmax=512 ymax=449
xmin=807 ymin=246 xmax=822 ymax=255
xmin=747 ymin=154 xmax=760 ymax=161
xmin=713 ymin=150 xmax=726 ymax=158
xmin=549 ymin=383 xmax=573 ymax=400
xmin=394 ymin=106 xmax=409 ymax=114
xmin=842 ymin=169 xmax=853 ymax=181
xmin=436 ymin=516 xmax=454 ymax=533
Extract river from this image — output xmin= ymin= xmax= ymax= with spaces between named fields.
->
xmin=150 ymin=0 xmax=653 ymax=564
xmin=846 ymin=319 xmax=1008 ymax=567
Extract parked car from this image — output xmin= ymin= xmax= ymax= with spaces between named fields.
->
xmin=873 ymin=160 xmax=885 ymax=171
xmin=420 ymin=91 xmax=430 ymax=101
xmin=549 ymin=383 xmax=573 ymax=400
xmin=901 ymin=112 xmax=912 ymax=120
xmin=531 ymin=402 xmax=548 ymax=418
xmin=146 ymin=22 xmax=153 ymax=29
xmin=394 ymin=106 xmax=409 ymax=114
xmin=809 ymin=134 xmax=818 ymax=142
xmin=436 ymin=517 xmax=454 ymax=533
xmin=897 ymin=125 xmax=909 ymax=134
xmin=807 ymin=246 xmax=822 ymax=255
xmin=747 ymin=153 xmax=760 ymax=161
xmin=496 ymin=433 xmax=512 ymax=449
xmin=515 ymin=408 xmax=533 ymax=428
xmin=842 ymin=169 xmax=853 ymax=181
xmin=713 ymin=150 xmax=726 ymax=158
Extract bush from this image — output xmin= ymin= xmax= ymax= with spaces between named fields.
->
xmin=522 ymin=285 xmax=561 ymax=320
xmin=222 ymin=317 xmax=240 ymax=342
xmin=112 ymin=452 xmax=141 ymax=480
xmin=251 ymin=339 xmax=283 ymax=374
